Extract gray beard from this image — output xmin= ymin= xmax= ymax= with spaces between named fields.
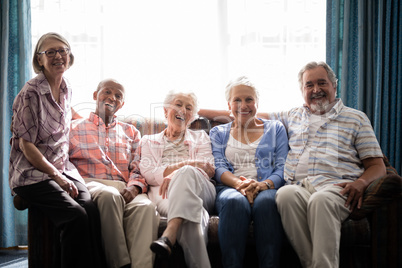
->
xmin=310 ymin=99 xmax=330 ymax=114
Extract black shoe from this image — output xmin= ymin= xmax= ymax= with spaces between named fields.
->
xmin=150 ymin=236 xmax=174 ymax=257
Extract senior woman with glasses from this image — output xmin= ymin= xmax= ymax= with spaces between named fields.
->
xmin=209 ymin=76 xmax=289 ymax=268
xmin=139 ymin=91 xmax=216 ymax=268
xmin=9 ymin=32 xmax=105 ymax=268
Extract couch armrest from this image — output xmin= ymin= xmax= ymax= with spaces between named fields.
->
xmin=349 ymin=174 xmax=402 ymax=220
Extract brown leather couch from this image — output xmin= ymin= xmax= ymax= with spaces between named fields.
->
xmin=13 ymin=116 xmax=402 ymax=268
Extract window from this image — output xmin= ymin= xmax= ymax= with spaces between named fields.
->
xmin=31 ymin=0 xmax=326 ymax=119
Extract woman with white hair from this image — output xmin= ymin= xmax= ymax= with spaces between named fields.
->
xmin=139 ymin=90 xmax=216 ymax=268
xmin=209 ymin=76 xmax=289 ymax=268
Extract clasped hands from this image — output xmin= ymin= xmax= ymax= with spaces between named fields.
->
xmin=236 ymin=176 xmax=270 ymax=205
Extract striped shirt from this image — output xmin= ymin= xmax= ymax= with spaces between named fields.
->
xmin=9 ymin=73 xmax=83 ymax=192
xmin=271 ymin=99 xmax=383 ymax=190
xmin=69 ymin=112 xmax=147 ymax=192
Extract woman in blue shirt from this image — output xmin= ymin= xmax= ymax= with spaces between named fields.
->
xmin=209 ymin=76 xmax=289 ymax=268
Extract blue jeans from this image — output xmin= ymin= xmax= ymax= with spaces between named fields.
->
xmin=215 ymin=185 xmax=283 ymax=268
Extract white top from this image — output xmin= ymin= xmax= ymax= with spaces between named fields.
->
xmin=295 ymin=113 xmax=331 ymax=181
xmin=225 ymin=134 xmax=262 ymax=180
xmin=161 ymin=136 xmax=190 ymax=165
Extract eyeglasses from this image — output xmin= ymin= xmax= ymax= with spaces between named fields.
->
xmin=37 ymin=48 xmax=70 ymax=57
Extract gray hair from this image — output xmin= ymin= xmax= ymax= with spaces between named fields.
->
xmin=164 ymin=90 xmax=199 ymax=116
xmin=33 ymin=32 xmax=74 ymax=74
xmin=225 ymin=76 xmax=259 ymax=103
xmin=298 ymin=61 xmax=338 ymax=91
xmin=96 ymin=78 xmax=125 ymax=93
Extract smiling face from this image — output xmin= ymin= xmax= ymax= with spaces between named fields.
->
xmin=93 ymin=80 xmax=125 ymax=121
xmin=302 ymin=66 xmax=337 ymax=114
xmin=37 ymin=38 xmax=71 ymax=79
xmin=164 ymin=94 xmax=195 ymax=130
xmin=228 ymin=85 xmax=258 ymax=126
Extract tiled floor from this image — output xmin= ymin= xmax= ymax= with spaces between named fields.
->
xmin=0 ymin=248 xmax=28 ymax=268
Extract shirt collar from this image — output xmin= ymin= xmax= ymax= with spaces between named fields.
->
xmin=37 ymin=72 xmax=67 ymax=95
xmin=153 ymin=128 xmax=192 ymax=144
xmin=89 ymin=112 xmax=117 ymax=128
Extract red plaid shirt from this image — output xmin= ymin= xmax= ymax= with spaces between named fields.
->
xmin=69 ymin=112 xmax=147 ymax=192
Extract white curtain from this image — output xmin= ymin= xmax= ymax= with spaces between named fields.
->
xmin=31 ymin=0 xmax=325 ymax=119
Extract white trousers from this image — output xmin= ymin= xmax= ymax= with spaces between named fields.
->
xmin=148 ymin=166 xmax=216 ymax=268
xmin=86 ymin=179 xmax=160 ymax=268
xmin=275 ymin=184 xmax=350 ymax=268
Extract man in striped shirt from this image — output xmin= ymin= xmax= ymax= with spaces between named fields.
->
xmin=199 ymin=61 xmax=386 ymax=268
xmin=272 ymin=62 xmax=386 ymax=268
xmin=69 ymin=79 xmax=159 ymax=268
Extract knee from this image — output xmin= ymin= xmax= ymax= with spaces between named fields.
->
xmin=253 ymin=191 xmax=277 ymax=212
xmin=70 ymin=202 xmax=89 ymax=223
xmin=174 ymin=165 xmax=199 ymax=182
xmin=275 ymin=185 xmax=300 ymax=207
xmin=94 ymin=188 xmax=124 ymax=210
xmin=220 ymin=194 xmax=250 ymax=215
xmin=308 ymin=191 xmax=334 ymax=211
xmin=139 ymin=199 xmax=158 ymax=216
xmin=170 ymin=166 xmax=203 ymax=193
xmin=96 ymin=187 xmax=123 ymax=202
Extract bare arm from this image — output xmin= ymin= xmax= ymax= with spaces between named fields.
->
xmin=198 ymin=109 xmax=270 ymax=122
xmin=19 ymin=138 xmax=78 ymax=198
xmin=198 ymin=109 xmax=233 ymax=123
xmin=71 ymin=107 xmax=83 ymax=120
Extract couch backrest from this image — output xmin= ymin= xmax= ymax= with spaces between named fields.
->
xmin=121 ymin=116 xmax=220 ymax=136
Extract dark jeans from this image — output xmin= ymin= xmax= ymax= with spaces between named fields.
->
xmin=14 ymin=176 xmax=106 ymax=268
xmin=215 ymin=185 xmax=283 ymax=268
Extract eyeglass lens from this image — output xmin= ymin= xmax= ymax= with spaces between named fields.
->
xmin=45 ymin=48 xmax=69 ymax=57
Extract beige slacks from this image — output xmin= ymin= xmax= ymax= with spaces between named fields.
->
xmin=148 ymin=166 xmax=216 ymax=268
xmin=275 ymin=184 xmax=350 ymax=268
xmin=86 ymin=179 xmax=160 ymax=268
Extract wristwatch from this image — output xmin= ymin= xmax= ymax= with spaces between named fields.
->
xmin=264 ymin=181 xmax=271 ymax=189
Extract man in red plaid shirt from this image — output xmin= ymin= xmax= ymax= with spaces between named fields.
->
xmin=69 ymin=79 xmax=160 ymax=268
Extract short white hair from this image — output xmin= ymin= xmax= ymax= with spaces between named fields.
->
xmin=225 ymin=76 xmax=259 ymax=103
xmin=163 ymin=90 xmax=199 ymax=116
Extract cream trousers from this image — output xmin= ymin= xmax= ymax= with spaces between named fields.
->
xmin=276 ymin=184 xmax=350 ymax=268
xmin=86 ymin=179 xmax=160 ymax=268
xmin=148 ymin=166 xmax=216 ymax=268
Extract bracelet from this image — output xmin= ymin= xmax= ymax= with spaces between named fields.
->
xmin=264 ymin=181 xmax=271 ymax=189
